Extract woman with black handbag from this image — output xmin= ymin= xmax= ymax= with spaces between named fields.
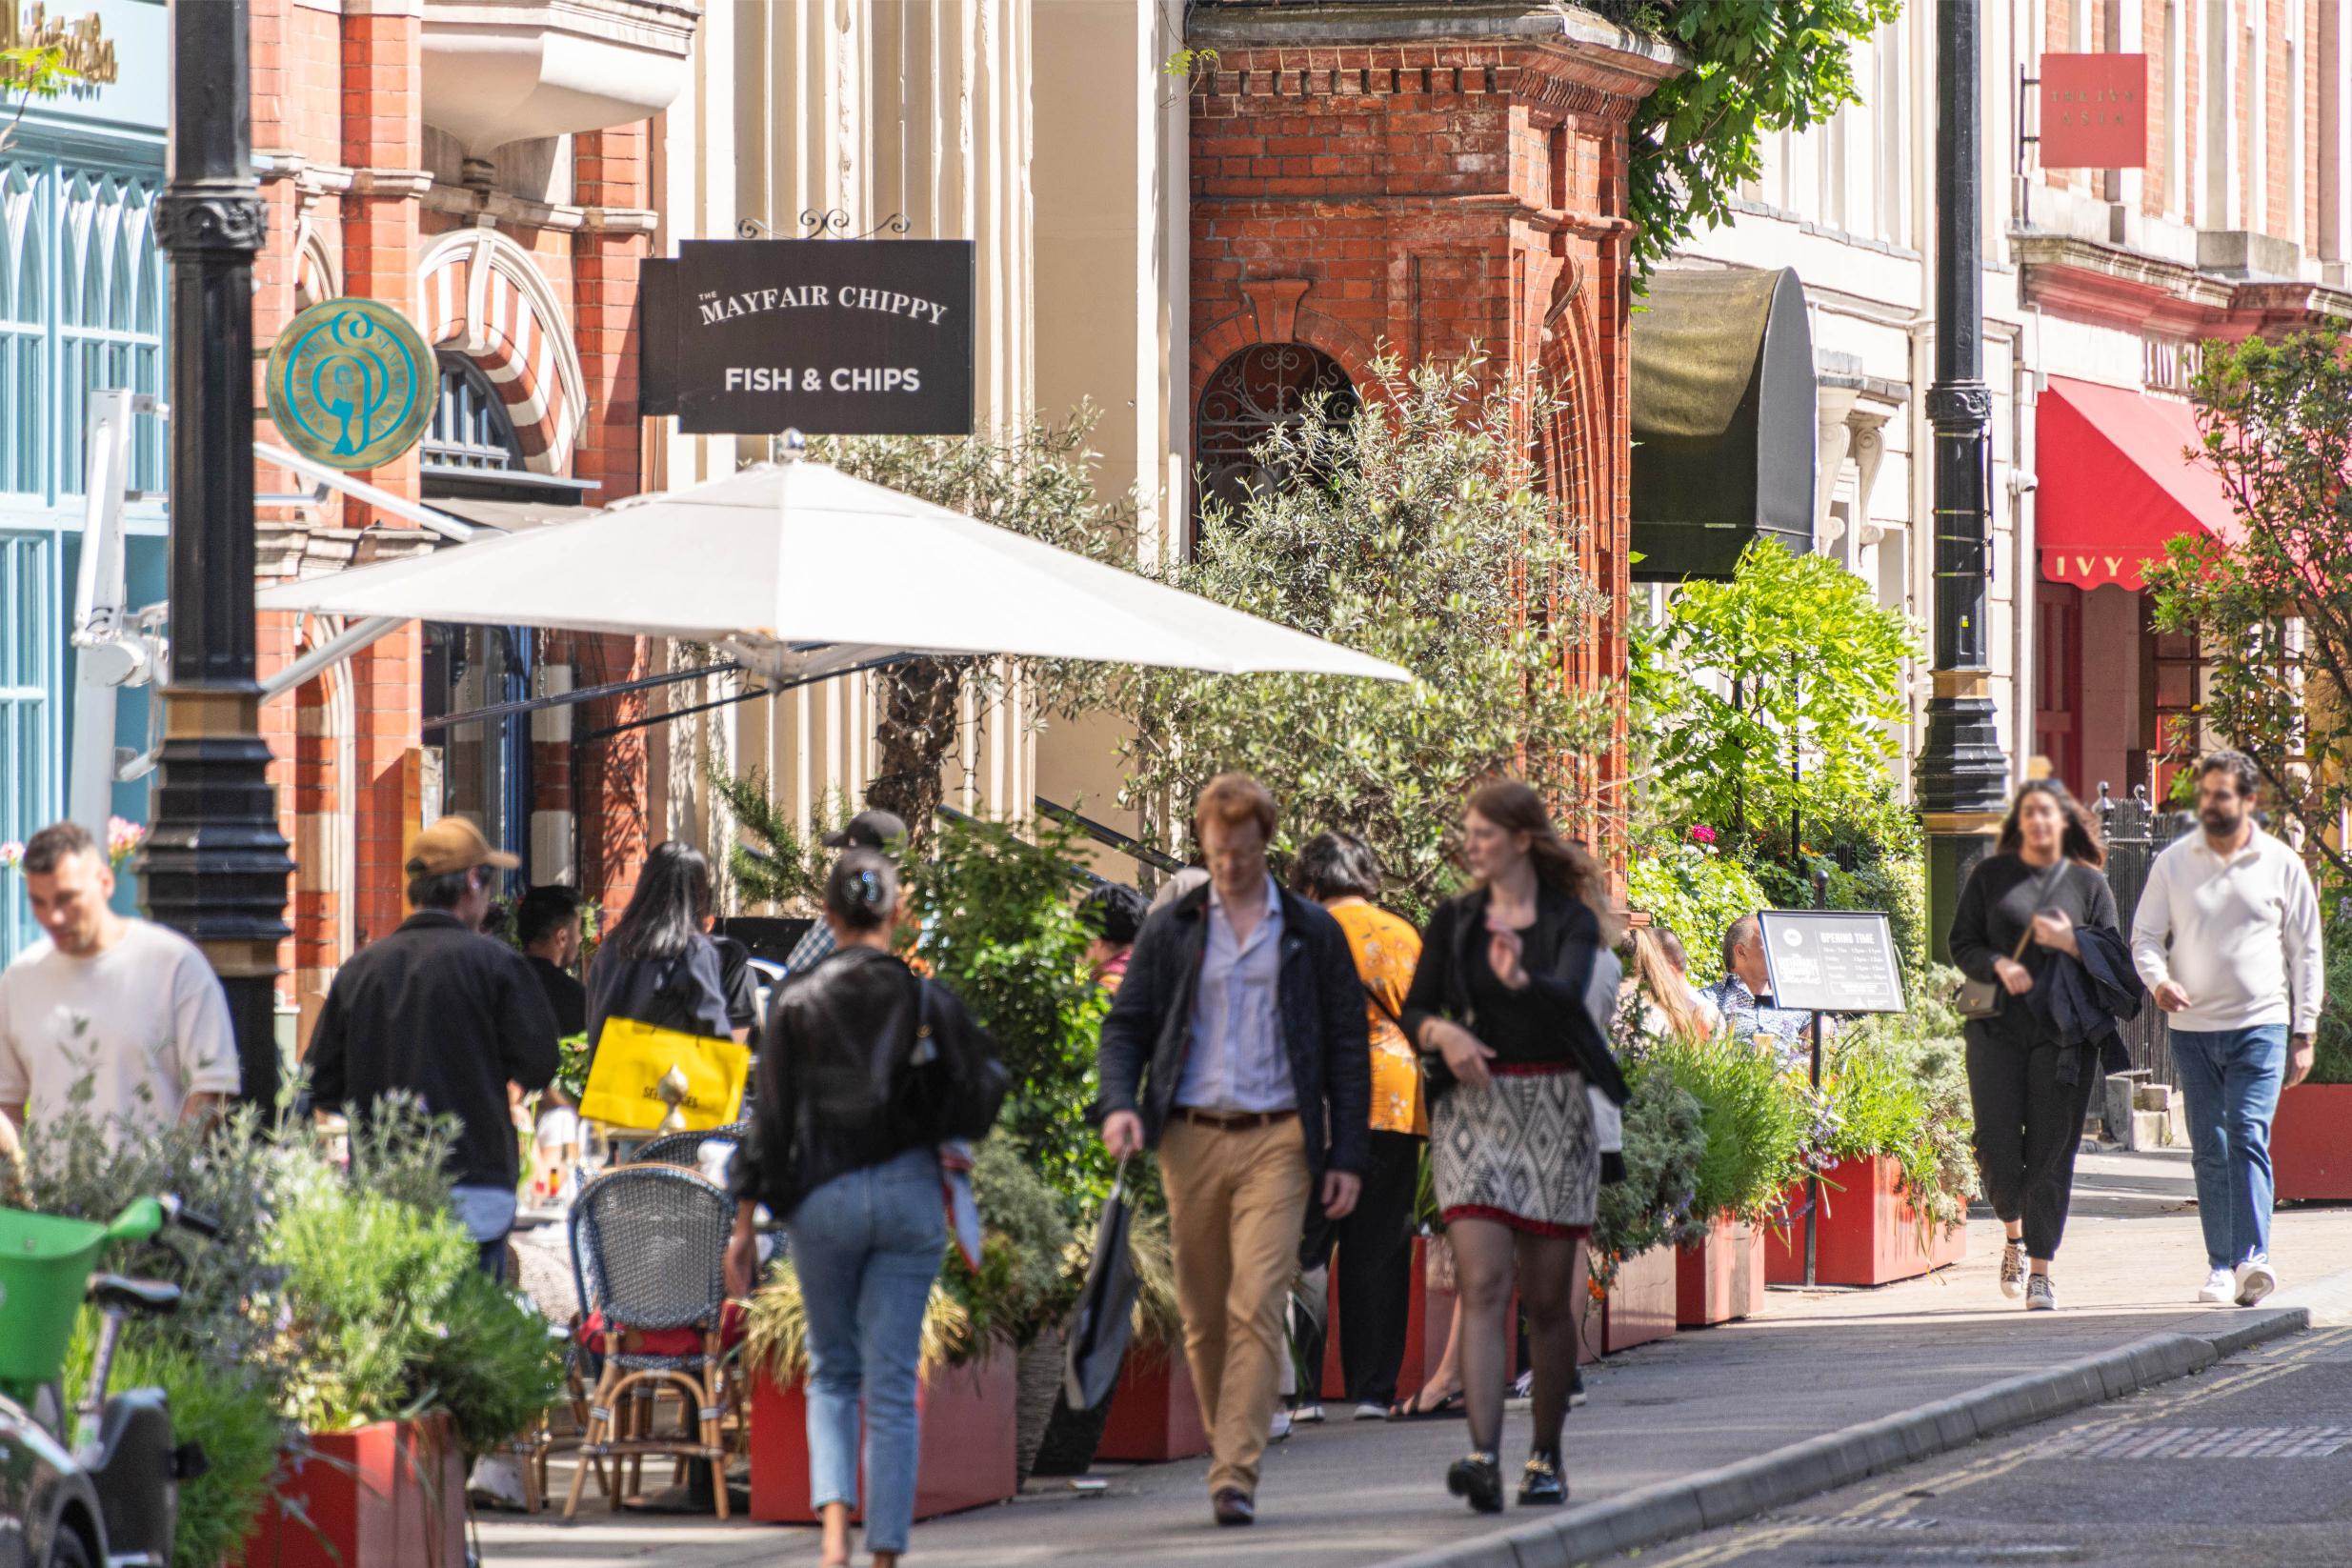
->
xmin=726 ymin=850 xmax=1004 ymax=1568
xmin=1949 ymin=779 xmax=2122 ymax=1313
xmin=1400 ymin=780 xmax=1627 ymax=1514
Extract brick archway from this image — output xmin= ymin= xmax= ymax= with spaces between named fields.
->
xmin=1538 ymin=290 xmax=1629 ymax=869
xmin=1189 ymin=276 xmax=1377 ymax=412
xmin=418 ymin=229 xmax=586 ymax=475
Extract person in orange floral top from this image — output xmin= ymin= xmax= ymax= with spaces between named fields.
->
xmin=1289 ymin=832 xmax=1426 ymax=1422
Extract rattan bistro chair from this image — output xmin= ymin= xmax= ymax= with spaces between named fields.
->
xmin=562 ymin=1164 xmax=736 ymax=1520
xmin=631 ymin=1120 xmax=751 ymax=1173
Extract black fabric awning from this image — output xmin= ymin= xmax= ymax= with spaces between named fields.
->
xmin=1630 ymin=267 xmax=1817 ymax=581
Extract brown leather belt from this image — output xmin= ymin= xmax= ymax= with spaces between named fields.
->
xmin=1172 ymin=1107 xmax=1298 ymax=1132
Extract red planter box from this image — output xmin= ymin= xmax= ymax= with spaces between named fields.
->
xmin=1676 ymin=1216 xmax=1767 ymax=1327
xmin=1601 ymin=1244 xmax=1677 ymax=1354
xmin=1764 ymin=1156 xmax=1966 ymax=1287
xmin=1096 ymin=1349 xmax=1209 ymax=1462
xmin=749 ymin=1351 xmax=1017 ymax=1523
xmin=232 ymin=1415 xmax=466 ymax=1568
xmin=2274 ymin=1083 xmax=2352 ymax=1200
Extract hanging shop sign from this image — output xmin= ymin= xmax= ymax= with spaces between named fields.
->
xmin=639 ymin=239 xmax=975 ymax=435
xmin=2039 ymin=53 xmax=2147 ymax=170
xmin=264 ymin=297 xmax=436 ymax=472
xmin=1756 ymin=910 xmax=1906 ymax=1015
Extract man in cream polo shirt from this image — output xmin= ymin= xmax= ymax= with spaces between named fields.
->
xmin=2131 ymin=749 xmax=2325 ymax=1308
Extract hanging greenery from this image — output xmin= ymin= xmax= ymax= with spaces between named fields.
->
xmin=1597 ymin=0 xmax=1904 ymax=285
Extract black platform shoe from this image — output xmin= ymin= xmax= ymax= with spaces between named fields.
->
xmin=1518 ymin=1452 xmax=1568 ymax=1506
xmin=1446 ymin=1451 xmax=1504 ymax=1514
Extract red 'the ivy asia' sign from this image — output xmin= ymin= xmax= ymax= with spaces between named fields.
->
xmin=2040 ymin=54 xmax=2147 ymax=170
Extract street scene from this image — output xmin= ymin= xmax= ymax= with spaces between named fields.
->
xmin=5 ymin=3 xmax=2352 ymax=1568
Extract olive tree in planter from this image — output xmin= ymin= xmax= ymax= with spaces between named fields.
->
xmin=1081 ymin=353 xmax=1614 ymax=922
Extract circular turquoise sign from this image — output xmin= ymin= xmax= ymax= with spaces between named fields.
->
xmin=265 ymin=297 xmax=435 ymax=471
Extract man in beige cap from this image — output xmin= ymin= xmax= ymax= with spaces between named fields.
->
xmin=307 ymin=818 xmax=560 ymax=1277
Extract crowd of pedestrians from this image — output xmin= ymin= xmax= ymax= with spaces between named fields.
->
xmin=0 ymin=744 xmax=2332 ymax=1558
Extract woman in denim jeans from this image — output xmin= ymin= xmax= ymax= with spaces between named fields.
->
xmin=729 ymin=850 xmax=974 ymax=1567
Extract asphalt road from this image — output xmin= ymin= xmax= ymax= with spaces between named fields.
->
xmin=1597 ymin=1323 xmax=2352 ymax=1568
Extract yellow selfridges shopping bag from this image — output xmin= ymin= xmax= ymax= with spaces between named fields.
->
xmin=576 ymin=1018 xmax=751 ymax=1133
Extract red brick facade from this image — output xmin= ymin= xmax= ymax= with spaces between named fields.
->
xmin=250 ymin=0 xmax=659 ymax=1041
xmin=1187 ymin=21 xmax=1675 ymax=863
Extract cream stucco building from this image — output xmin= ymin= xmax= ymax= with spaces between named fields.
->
xmin=643 ymin=0 xmax=1190 ymax=879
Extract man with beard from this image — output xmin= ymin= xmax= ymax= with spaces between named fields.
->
xmin=2131 ymin=749 xmax=2324 ymax=1308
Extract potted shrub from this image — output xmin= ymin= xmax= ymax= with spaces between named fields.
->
xmin=2272 ymin=915 xmax=2352 ymax=1199
xmin=903 ymin=814 xmax=1116 ymax=1478
xmin=1585 ymin=1058 xmax=1706 ymax=1355
xmin=236 ymin=1125 xmax=564 ymax=1568
xmin=741 ymin=1264 xmax=1019 ymax=1522
xmin=1645 ymin=1035 xmax=1806 ymax=1327
xmin=9 ymin=1096 xmax=561 ymax=1568
xmin=1766 ymin=986 xmax=1974 ymax=1287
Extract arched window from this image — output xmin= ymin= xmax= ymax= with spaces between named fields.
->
xmin=1194 ymin=342 xmax=1357 ymax=531
xmin=424 ymin=352 xmax=527 ymax=475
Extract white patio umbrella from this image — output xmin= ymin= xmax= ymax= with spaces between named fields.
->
xmin=255 ymin=452 xmax=1410 ymax=685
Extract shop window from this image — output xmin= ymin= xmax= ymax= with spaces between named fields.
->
xmin=1193 ymin=342 xmax=1357 ymax=541
xmin=422 ymin=622 xmax=534 ymax=891
xmin=2147 ymin=625 xmax=2206 ymax=801
xmin=56 ymin=171 xmax=164 ymax=496
xmin=0 ymin=533 xmax=52 ymax=960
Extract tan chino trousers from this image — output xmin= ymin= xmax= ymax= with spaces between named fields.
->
xmin=1158 ymin=1116 xmax=1314 ymax=1500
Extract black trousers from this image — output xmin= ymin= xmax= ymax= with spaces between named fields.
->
xmin=1965 ymin=1031 xmax=2097 ymax=1260
xmin=1296 ymin=1130 xmax=1424 ymax=1408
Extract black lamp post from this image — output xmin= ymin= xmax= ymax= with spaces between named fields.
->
xmin=143 ymin=0 xmax=292 ymax=1115
xmin=1916 ymin=0 xmax=2011 ymax=960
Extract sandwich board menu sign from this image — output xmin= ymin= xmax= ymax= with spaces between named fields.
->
xmin=1756 ymin=909 xmax=1906 ymax=1015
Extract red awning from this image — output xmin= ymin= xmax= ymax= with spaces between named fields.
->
xmin=2036 ymin=376 xmax=2242 ymax=592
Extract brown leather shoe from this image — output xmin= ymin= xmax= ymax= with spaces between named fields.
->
xmin=1213 ymin=1488 xmax=1256 ymax=1526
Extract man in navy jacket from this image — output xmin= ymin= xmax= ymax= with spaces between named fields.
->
xmin=1097 ymin=774 xmax=1369 ymax=1528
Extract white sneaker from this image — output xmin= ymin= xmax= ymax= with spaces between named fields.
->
xmin=2197 ymin=1267 xmax=2235 ymax=1304
xmin=1292 ymin=1401 xmax=1325 ymax=1424
xmin=2024 ymin=1273 xmax=2057 ymax=1312
xmin=1269 ymin=1408 xmax=1293 ymax=1441
xmin=2235 ymin=1256 xmax=2279 ymax=1307
xmin=1999 ymin=1238 xmax=2027 ymax=1299
xmin=1355 ymin=1401 xmax=1390 ymax=1421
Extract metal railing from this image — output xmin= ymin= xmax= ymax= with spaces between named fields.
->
xmin=2093 ymin=781 xmax=2195 ymax=1088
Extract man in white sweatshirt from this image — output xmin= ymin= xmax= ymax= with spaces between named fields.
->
xmin=2131 ymin=750 xmax=2324 ymax=1308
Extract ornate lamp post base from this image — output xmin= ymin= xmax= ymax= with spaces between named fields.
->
xmin=143 ymin=0 xmax=294 ymax=1116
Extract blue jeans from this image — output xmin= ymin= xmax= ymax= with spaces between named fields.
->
xmin=787 ymin=1147 xmax=944 ymax=1553
xmin=2171 ymin=1026 xmax=2289 ymax=1269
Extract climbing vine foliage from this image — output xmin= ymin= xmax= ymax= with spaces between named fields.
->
xmin=1603 ymin=0 xmax=1902 ymax=284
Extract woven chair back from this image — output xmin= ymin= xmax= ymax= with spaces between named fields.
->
xmin=571 ymin=1164 xmax=732 ymax=1333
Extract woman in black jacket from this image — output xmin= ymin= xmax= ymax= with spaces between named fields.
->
xmin=584 ymin=841 xmax=736 ymax=1056
xmin=726 ymin=851 xmax=994 ymax=1568
xmin=1948 ymin=779 xmax=2121 ymax=1313
xmin=1401 ymin=780 xmax=1626 ymax=1514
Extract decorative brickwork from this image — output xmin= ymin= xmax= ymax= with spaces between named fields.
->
xmin=1187 ymin=15 xmax=1676 ymax=870
xmin=248 ymin=2 xmax=664 ymax=1024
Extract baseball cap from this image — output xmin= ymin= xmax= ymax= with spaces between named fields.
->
xmin=823 ymin=809 xmax=909 ymax=853
xmin=406 ymin=817 xmax=520 ymax=878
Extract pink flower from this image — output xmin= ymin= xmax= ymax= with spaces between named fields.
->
xmin=106 ymin=817 xmax=145 ymax=869
xmin=0 ymin=841 xmax=20 ymax=873
xmin=1688 ymin=825 xmax=1718 ymax=845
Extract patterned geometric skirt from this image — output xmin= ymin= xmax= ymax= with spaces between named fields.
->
xmin=1431 ymin=1063 xmax=1598 ymax=1236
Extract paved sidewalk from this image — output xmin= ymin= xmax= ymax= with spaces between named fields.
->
xmin=479 ymin=1149 xmax=2352 ymax=1567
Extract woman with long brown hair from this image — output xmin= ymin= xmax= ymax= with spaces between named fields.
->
xmin=1948 ymin=777 xmax=2122 ymax=1312
xmin=1400 ymin=780 xmax=1629 ymax=1513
